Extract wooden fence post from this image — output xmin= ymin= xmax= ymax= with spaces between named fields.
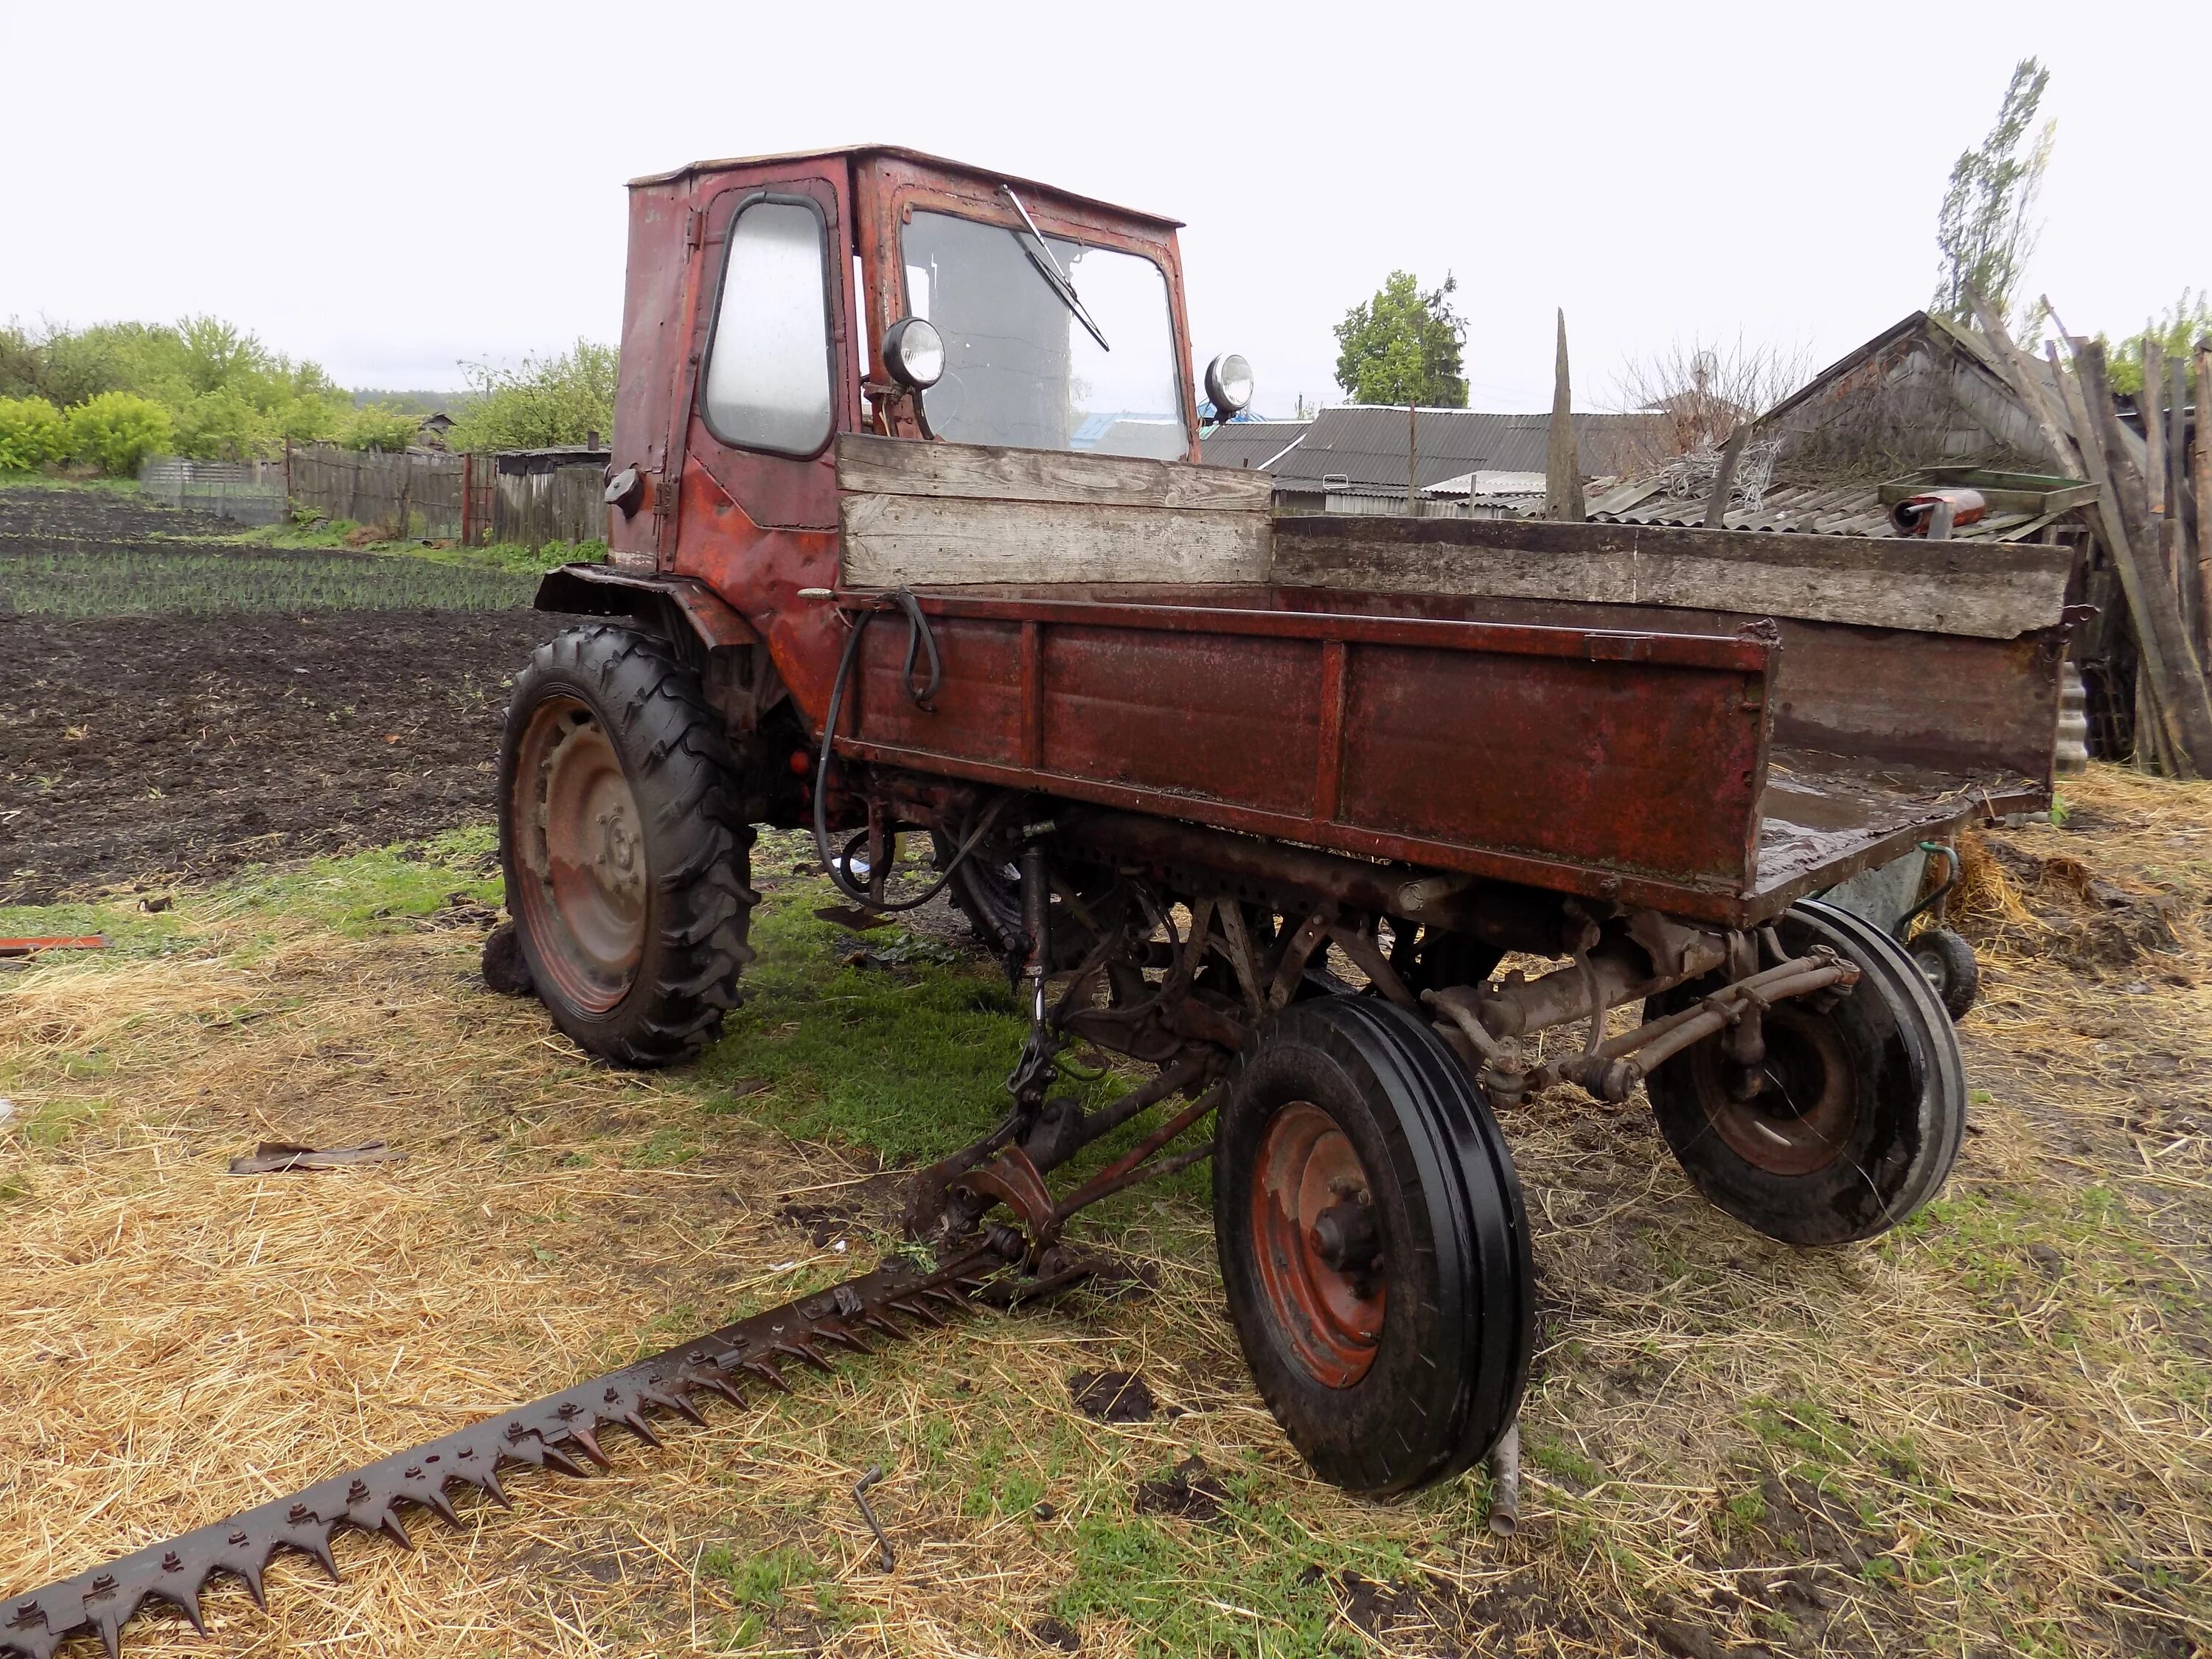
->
xmin=1546 ymin=310 xmax=1583 ymax=523
xmin=2197 ymin=344 xmax=2212 ymax=664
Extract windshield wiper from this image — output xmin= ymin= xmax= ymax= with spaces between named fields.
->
xmin=1001 ymin=185 xmax=1110 ymax=353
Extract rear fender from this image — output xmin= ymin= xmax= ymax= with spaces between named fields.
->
xmin=534 ymin=564 xmax=785 ymax=732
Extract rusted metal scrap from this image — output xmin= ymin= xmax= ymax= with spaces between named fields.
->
xmin=0 ymin=1241 xmax=1023 ymax=1659
xmin=0 ymin=936 xmax=105 ymax=959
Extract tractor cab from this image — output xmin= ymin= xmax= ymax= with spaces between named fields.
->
xmin=602 ymin=145 xmax=1248 ymax=570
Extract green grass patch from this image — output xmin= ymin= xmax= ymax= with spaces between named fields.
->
xmin=698 ymin=1543 xmax=851 ymax=1648
xmin=194 ymin=826 xmax=501 ymax=941
xmin=1049 ymin=1490 xmax=1421 ymax=1659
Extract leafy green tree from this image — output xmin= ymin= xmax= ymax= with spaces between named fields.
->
xmin=67 ymin=392 xmax=174 ymax=476
xmin=1332 ymin=273 xmax=1467 ymax=407
xmin=1932 ymin=57 xmax=2056 ymax=329
xmin=446 ymin=340 xmax=617 ymax=452
xmin=0 ymin=316 xmax=351 ymax=456
xmin=0 ymin=395 xmax=69 ymax=471
xmin=2101 ymin=290 xmax=2212 ymax=395
xmin=343 ymin=403 xmax=422 ymax=453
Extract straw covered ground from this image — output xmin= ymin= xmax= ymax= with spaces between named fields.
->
xmin=1 ymin=770 xmax=2208 ymax=1659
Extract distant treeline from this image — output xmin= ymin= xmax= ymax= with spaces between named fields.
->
xmin=0 ymin=319 xmax=614 ymax=476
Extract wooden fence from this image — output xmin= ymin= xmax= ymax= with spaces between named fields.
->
xmin=283 ymin=443 xmax=610 ymax=547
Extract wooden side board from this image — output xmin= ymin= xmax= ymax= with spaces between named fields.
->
xmin=836 ymin=432 xmax=1272 ymax=510
xmin=1273 ymin=516 xmax=2075 ymax=641
xmin=841 ymin=493 xmax=1271 ymax=585
xmin=836 ymin=432 xmax=1273 ymax=586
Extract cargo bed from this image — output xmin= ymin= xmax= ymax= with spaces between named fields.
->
xmin=830 ymin=437 xmax=2074 ymax=928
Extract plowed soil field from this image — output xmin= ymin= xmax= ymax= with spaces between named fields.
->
xmin=1 ymin=487 xmax=566 ymax=903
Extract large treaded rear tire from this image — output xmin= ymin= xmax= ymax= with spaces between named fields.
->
xmin=499 ymin=624 xmax=755 ymax=1068
xmin=1213 ymin=996 xmax=1533 ymax=1498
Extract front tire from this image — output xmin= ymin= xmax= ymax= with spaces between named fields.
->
xmin=1213 ymin=997 xmax=1533 ymax=1498
xmin=499 ymin=624 xmax=756 ymax=1068
xmin=1643 ymin=900 xmax=1965 ymax=1245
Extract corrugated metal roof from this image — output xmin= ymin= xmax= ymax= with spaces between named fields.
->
xmin=1200 ymin=405 xmax=1650 ymax=489
xmin=1585 ymin=475 xmax=2071 ymax=541
xmin=1198 ymin=421 xmax=1312 ymax=471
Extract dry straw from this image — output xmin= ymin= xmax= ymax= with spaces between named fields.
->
xmin=1 ymin=765 xmax=2208 ymax=1656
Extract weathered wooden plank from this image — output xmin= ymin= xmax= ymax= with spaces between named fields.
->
xmin=1272 ymin=517 xmax=2073 ymax=640
xmin=835 ymin=432 xmax=1272 ymax=512
xmin=841 ymin=493 xmax=1273 ymax=586
xmin=2068 ymin=338 xmax=2212 ymax=774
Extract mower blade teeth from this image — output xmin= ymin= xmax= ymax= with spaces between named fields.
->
xmin=640 ymin=1386 xmax=707 ymax=1427
xmin=741 ymin=1359 xmax=793 ymax=1394
xmin=299 ymin=1532 xmax=342 ymax=1584
xmin=565 ymin=1426 xmax=613 ymax=1470
xmin=165 ymin=1583 xmax=207 ymax=1638
xmin=1 ymin=1245 xmax=1023 ymax=1655
xmin=772 ymin=1340 xmax=835 ymax=1375
xmin=536 ymin=1442 xmax=590 ymax=1478
xmin=420 ymin=1486 xmax=464 ymax=1527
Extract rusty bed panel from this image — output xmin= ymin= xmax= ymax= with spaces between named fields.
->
xmin=841 ymin=595 xmax=1773 ymax=918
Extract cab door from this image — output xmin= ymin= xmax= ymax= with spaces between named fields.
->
xmin=670 ymin=170 xmax=855 ymax=538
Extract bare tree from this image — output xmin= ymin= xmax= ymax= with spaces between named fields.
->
xmin=1607 ymin=334 xmax=1815 ymax=476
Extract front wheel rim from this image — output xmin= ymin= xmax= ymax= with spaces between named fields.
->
xmin=1704 ymin=1008 xmax=1857 ymax=1176
xmin=513 ymin=697 xmax=646 ymax=1014
xmin=1250 ymin=1100 xmax=1386 ymax=1388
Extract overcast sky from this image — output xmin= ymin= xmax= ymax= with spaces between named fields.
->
xmin=6 ymin=0 xmax=2207 ymax=417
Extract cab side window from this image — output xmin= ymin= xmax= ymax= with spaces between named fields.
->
xmin=700 ymin=195 xmax=833 ymax=456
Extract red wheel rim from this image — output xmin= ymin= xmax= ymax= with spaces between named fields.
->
xmin=512 ymin=696 xmax=646 ymax=1014
xmin=1250 ymin=1100 xmax=1385 ymax=1388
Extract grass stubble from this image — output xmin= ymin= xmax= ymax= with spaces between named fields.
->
xmin=0 ymin=776 xmax=2207 ymax=1658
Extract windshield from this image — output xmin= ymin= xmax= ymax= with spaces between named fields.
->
xmin=900 ymin=209 xmax=1186 ymax=461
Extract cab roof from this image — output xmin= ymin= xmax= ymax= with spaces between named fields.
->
xmin=625 ymin=144 xmax=1184 ymax=230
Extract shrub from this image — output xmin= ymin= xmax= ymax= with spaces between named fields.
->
xmin=446 ymin=340 xmax=616 ymax=452
xmin=68 ymin=392 xmax=174 ymax=476
xmin=175 ymin=389 xmax=265 ymax=460
xmin=344 ymin=403 xmax=421 ymax=453
xmin=0 ymin=395 xmax=69 ymax=470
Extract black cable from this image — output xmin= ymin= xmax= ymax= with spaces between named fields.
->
xmin=811 ymin=596 xmax=1006 ymax=913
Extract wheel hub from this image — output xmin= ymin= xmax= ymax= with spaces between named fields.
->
xmin=1251 ymin=1101 xmax=1385 ymax=1388
xmin=514 ymin=699 xmax=647 ymax=1014
xmin=1705 ymin=1007 xmax=1856 ymax=1176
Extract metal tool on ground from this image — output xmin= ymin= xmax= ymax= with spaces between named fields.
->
xmin=851 ymin=1466 xmax=896 ymax=1572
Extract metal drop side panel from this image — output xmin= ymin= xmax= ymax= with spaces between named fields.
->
xmin=838 ymin=595 xmax=1773 ymax=919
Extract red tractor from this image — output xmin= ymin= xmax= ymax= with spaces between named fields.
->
xmin=496 ymin=145 xmax=2070 ymax=1495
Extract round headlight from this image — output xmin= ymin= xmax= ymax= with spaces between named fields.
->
xmin=1204 ymin=352 xmax=1254 ymax=418
xmin=883 ymin=316 xmax=945 ymax=389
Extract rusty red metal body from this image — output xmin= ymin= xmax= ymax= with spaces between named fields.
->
xmin=587 ymin=145 xmax=2066 ymax=932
